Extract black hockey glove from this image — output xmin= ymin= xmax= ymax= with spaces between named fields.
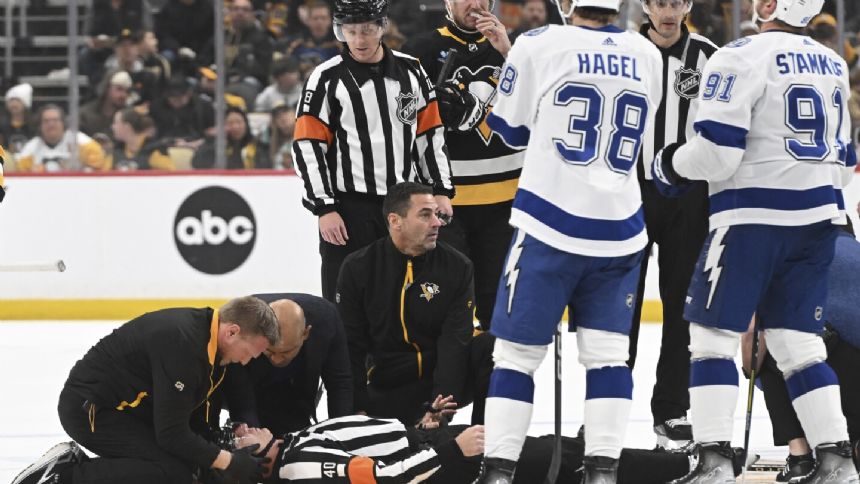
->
xmin=221 ymin=444 xmax=270 ymax=484
xmin=436 ymin=80 xmax=483 ymax=131
xmin=651 ymin=142 xmax=693 ymax=198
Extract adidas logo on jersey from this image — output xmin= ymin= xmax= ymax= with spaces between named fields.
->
xmin=602 ymin=37 xmax=616 ymax=46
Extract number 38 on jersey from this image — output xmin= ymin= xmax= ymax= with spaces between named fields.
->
xmin=551 ymin=82 xmax=649 ymax=175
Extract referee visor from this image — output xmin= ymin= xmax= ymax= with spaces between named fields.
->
xmin=334 ymin=18 xmax=387 ymax=42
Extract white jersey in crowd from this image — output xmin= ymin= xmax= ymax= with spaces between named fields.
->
xmin=486 ymin=23 xmax=662 ymax=257
xmin=672 ymin=31 xmax=857 ymax=229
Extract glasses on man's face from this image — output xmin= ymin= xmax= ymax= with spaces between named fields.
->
xmin=650 ymin=0 xmax=689 ymax=9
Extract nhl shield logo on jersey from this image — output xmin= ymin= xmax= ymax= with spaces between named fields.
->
xmin=815 ymin=306 xmax=823 ymax=321
xmin=395 ymin=92 xmax=418 ymax=125
xmin=674 ymin=68 xmax=702 ymax=99
xmin=420 ymin=282 xmax=440 ymax=301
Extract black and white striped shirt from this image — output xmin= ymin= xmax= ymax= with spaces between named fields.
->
xmin=292 ymin=45 xmax=455 ymax=216
xmin=638 ymin=24 xmax=718 ymax=180
xmin=276 ymin=415 xmax=442 ymax=483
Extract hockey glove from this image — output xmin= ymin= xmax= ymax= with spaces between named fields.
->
xmin=436 ymin=80 xmax=483 ymax=132
xmin=221 ymin=444 xmax=270 ymax=484
xmin=651 ymin=142 xmax=693 ymax=198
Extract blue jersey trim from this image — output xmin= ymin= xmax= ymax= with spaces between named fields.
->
xmin=486 ymin=112 xmax=530 ymax=148
xmin=693 ymin=120 xmax=748 ymax=149
xmin=585 ymin=366 xmax=633 ymax=400
xmin=690 ymin=358 xmax=739 ymax=388
xmin=709 ymin=186 xmax=843 ymax=215
xmin=487 ymin=368 xmax=535 ymax=403
xmin=578 ymin=24 xmax=624 ymax=33
xmin=847 ymin=143 xmax=857 ymax=168
xmin=786 ymin=362 xmax=838 ymax=401
xmin=513 ymin=188 xmax=644 ymax=242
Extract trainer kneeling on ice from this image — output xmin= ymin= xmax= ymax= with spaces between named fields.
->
xmin=12 ymin=296 xmax=281 ymax=484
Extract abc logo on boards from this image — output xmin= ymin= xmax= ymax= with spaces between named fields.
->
xmin=174 ymin=186 xmax=256 ymax=274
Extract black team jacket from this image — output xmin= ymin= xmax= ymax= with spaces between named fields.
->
xmin=211 ymin=292 xmax=354 ymax=436
xmin=63 ymin=307 xmax=225 ymax=468
xmin=336 ymin=237 xmax=475 ymax=413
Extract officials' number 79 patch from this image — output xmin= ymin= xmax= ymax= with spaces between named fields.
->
xmin=499 ymin=64 xmax=518 ymax=96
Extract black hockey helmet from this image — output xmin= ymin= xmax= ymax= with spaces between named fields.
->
xmin=333 ymin=0 xmax=389 ymax=24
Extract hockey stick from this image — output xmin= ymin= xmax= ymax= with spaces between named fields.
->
xmin=0 ymin=260 xmax=66 ymax=272
xmin=436 ymin=48 xmax=458 ymax=88
xmin=543 ymin=321 xmax=562 ymax=484
xmin=740 ymin=315 xmax=761 ymax=483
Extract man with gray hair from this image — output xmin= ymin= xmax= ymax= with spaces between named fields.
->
xmin=11 ymin=296 xmax=280 ymax=484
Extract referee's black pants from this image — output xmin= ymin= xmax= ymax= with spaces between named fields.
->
xmin=628 ymin=180 xmax=709 ymax=426
xmin=320 ymin=193 xmax=388 ymax=302
xmin=58 ymin=386 xmax=194 ymax=484
xmin=438 ymin=201 xmax=514 ymax=330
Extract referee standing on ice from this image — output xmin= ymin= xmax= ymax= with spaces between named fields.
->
xmin=628 ymin=0 xmax=718 ymax=449
xmin=292 ymin=0 xmax=455 ymax=302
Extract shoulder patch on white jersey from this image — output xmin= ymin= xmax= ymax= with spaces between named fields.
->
xmin=725 ymin=37 xmax=752 ymax=48
xmin=524 ymin=25 xmax=549 ymax=37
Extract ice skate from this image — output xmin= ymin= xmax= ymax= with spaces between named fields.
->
xmin=11 ymin=442 xmax=84 ymax=484
xmin=474 ymin=457 xmax=516 ymax=484
xmin=669 ymin=441 xmax=736 ymax=483
xmin=582 ymin=455 xmax=619 ymax=484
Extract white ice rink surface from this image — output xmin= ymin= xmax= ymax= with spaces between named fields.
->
xmin=0 ymin=322 xmax=784 ymax=482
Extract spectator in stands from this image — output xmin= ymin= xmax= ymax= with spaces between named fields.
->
xmin=387 ymin=0 xmax=427 ymax=39
xmin=80 ymin=70 xmax=131 ymax=138
xmin=809 ymin=14 xmax=860 ymax=85
xmin=262 ymin=104 xmax=296 ymax=169
xmin=254 ymin=58 xmax=302 ymax=112
xmin=79 ymin=0 xmax=145 ymax=79
xmin=154 ymin=0 xmax=214 ymax=66
xmin=197 ymin=65 xmax=249 ymax=111
xmin=509 ymin=0 xmax=548 ymax=41
xmin=16 ymin=105 xmax=108 ymax=172
xmin=101 ymin=29 xmax=158 ymax=105
xmin=263 ymin=0 xmax=305 ymax=41
xmin=139 ymin=30 xmax=171 ymax=90
xmin=283 ymin=1 xmax=340 ymax=78
xmin=109 ymin=107 xmax=174 ymax=170
xmin=192 ymin=106 xmax=272 ymax=169
xmin=150 ymin=75 xmax=215 ymax=149
xmin=0 ymin=83 xmax=34 ymax=154
xmin=689 ymin=0 xmax=725 ymax=44
xmin=200 ymin=0 xmax=274 ymax=108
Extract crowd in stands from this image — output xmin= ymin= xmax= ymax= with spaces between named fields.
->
xmin=0 ymin=0 xmax=857 ymax=172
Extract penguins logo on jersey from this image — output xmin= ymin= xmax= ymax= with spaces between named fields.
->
xmin=448 ymin=64 xmax=501 ymax=144
xmin=674 ymin=68 xmax=702 ymax=99
xmin=419 ymin=282 xmax=440 ymax=301
xmin=395 ymin=92 xmax=418 ymax=125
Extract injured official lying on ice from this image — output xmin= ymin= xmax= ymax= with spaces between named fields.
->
xmin=217 ymin=414 xmax=749 ymax=483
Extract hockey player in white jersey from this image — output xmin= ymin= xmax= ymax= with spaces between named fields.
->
xmin=651 ymin=0 xmax=859 ymax=482
xmin=475 ymin=1 xmax=662 ymax=483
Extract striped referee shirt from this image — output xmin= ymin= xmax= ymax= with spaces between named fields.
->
xmin=292 ymin=44 xmax=455 ymax=216
xmin=276 ymin=415 xmax=447 ymax=483
xmin=638 ymin=23 xmax=718 ymax=180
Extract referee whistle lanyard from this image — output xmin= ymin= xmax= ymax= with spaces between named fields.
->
xmin=400 ymin=260 xmax=424 ymax=379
